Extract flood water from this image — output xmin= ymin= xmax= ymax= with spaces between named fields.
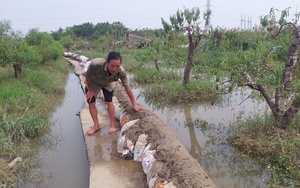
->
xmin=131 ymin=84 xmax=271 ymax=187
xmin=35 ymin=70 xmax=271 ymax=187
xmin=37 ymin=72 xmax=89 ymax=188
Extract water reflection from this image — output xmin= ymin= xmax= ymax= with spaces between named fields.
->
xmin=131 ymin=82 xmax=270 ymax=187
xmin=183 ymin=105 xmax=202 ymax=157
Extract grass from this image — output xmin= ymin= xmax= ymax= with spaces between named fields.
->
xmin=143 ymin=79 xmax=220 ymax=104
xmin=0 ymin=58 xmax=69 ymax=186
xmin=133 ymin=69 xmax=180 ymax=84
xmin=228 ymin=114 xmax=300 ymax=187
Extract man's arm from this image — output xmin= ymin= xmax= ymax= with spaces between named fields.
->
xmin=124 ymin=85 xmax=144 ymax=111
xmin=86 ymin=76 xmax=96 ymax=102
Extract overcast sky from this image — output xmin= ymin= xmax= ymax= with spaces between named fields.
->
xmin=0 ymin=0 xmax=298 ymax=34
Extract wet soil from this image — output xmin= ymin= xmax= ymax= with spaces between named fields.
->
xmin=114 ymin=85 xmax=216 ymax=187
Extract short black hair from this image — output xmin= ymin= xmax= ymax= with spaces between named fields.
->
xmin=107 ymin=51 xmax=122 ymax=64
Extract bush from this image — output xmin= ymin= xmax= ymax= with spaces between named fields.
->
xmin=25 ymin=29 xmax=64 ymax=63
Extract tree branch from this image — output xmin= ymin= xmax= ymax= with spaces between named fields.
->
xmin=239 ymin=70 xmax=276 ymax=112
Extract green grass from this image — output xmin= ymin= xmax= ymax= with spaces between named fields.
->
xmin=143 ymin=80 xmax=220 ymax=104
xmin=133 ymin=69 xmax=180 ymax=84
xmin=228 ymin=114 xmax=300 ymax=187
xmin=0 ymin=58 xmax=69 ymax=186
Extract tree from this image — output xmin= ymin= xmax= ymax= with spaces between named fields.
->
xmin=111 ymin=21 xmax=128 ymax=39
xmin=25 ymin=29 xmax=64 ymax=63
xmin=71 ymin=22 xmax=94 ymax=38
xmin=0 ymin=20 xmax=41 ymax=78
xmin=59 ymin=35 xmax=74 ymax=51
xmin=161 ymin=7 xmax=210 ymax=84
xmin=51 ymin=27 xmax=65 ymax=41
xmin=239 ymin=8 xmax=300 ymax=129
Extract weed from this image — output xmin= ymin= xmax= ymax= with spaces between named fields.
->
xmin=143 ymin=80 xmax=220 ymax=105
xmin=185 ymin=118 xmax=212 ymax=131
xmin=0 ymin=57 xmax=69 ymax=186
xmin=228 ymin=114 xmax=300 ymax=186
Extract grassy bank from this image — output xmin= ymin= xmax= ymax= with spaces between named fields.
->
xmin=228 ymin=114 xmax=300 ymax=187
xmin=0 ymin=58 xmax=69 ymax=187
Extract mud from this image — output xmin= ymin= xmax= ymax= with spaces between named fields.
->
xmin=114 ymin=85 xmax=216 ymax=188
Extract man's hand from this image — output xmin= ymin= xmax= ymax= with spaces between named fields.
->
xmin=86 ymin=90 xmax=96 ymax=103
xmin=133 ymin=104 xmax=145 ymax=111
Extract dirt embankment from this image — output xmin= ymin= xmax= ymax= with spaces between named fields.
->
xmin=114 ymin=85 xmax=216 ymax=188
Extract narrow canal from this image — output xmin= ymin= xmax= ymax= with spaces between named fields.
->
xmin=38 ymin=71 xmax=89 ymax=188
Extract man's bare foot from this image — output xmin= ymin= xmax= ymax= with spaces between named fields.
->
xmin=87 ymin=126 xmax=101 ymax=135
xmin=108 ymin=127 xmax=118 ymax=134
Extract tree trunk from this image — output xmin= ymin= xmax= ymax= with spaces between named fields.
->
xmin=154 ymin=59 xmax=160 ymax=71
xmin=279 ymin=99 xmax=300 ymax=129
xmin=13 ymin=63 xmax=22 ymax=78
xmin=183 ymin=32 xmax=195 ymax=85
xmin=281 ymin=26 xmax=300 ymax=91
xmin=276 ymin=26 xmax=300 ymax=128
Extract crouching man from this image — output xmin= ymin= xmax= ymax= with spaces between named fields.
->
xmin=85 ymin=51 xmax=144 ymax=135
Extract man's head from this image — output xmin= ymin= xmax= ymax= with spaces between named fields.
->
xmin=106 ymin=51 xmax=122 ymax=75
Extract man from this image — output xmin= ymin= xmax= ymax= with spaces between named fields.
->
xmin=84 ymin=51 xmax=144 ymax=135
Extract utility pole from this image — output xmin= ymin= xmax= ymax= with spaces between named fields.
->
xmin=205 ymin=0 xmax=211 ymax=32
xmin=241 ymin=14 xmax=245 ymax=30
xmin=241 ymin=14 xmax=252 ymax=30
xmin=206 ymin=0 xmax=211 ymax=12
xmin=244 ymin=15 xmax=246 ymax=30
xmin=248 ymin=16 xmax=252 ymax=30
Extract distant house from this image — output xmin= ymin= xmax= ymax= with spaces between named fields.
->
xmin=125 ymin=32 xmax=149 ymax=48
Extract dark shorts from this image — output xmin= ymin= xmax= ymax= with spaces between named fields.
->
xmin=85 ymin=87 xmax=114 ymax=103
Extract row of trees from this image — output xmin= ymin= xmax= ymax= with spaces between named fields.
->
xmin=51 ymin=21 xmax=165 ymax=51
xmin=0 ymin=20 xmax=64 ymax=78
xmin=1 ymin=6 xmax=300 ymax=130
xmin=161 ymin=7 xmax=300 ymax=130
xmin=0 ymin=19 xmax=165 ymax=78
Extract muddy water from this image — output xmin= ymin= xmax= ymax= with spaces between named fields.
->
xmin=38 ymin=72 xmax=89 ymax=187
xmin=131 ymin=85 xmax=270 ymax=188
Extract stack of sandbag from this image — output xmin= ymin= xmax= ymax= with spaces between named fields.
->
xmin=112 ymin=90 xmax=216 ymax=188
xmin=63 ymin=51 xmax=73 ymax=57
xmin=63 ymin=52 xmax=92 ymax=75
xmin=115 ymin=112 xmax=176 ymax=187
xmin=114 ymin=96 xmax=170 ymax=187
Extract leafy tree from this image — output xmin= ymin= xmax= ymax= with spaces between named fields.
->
xmin=51 ymin=27 xmax=65 ymax=41
xmin=59 ymin=35 xmax=74 ymax=51
xmin=94 ymin=22 xmax=112 ymax=34
xmin=238 ymin=8 xmax=300 ymax=129
xmin=161 ymin=7 xmax=210 ymax=84
xmin=25 ymin=29 xmax=64 ymax=63
xmin=111 ymin=21 xmax=128 ymax=39
xmin=71 ymin=22 xmax=94 ymax=38
xmin=0 ymin=20 xmax=42 ymax=78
